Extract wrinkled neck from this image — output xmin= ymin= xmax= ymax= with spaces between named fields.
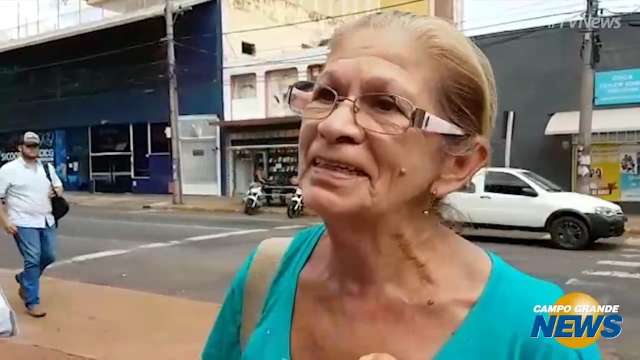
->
xmin=320 ymin=205 xmax=450 ymax=298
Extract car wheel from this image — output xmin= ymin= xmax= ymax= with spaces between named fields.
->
xmin=549 ymin=216 xmax=591 ymax=250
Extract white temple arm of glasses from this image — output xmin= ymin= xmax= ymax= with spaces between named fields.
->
xmin=422 ymin=113 xmax=465 ymax=136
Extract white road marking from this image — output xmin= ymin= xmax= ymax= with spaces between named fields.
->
xmin=565 ymin=278 xmax=607 ymax=287
xmin=622 ymin=248 xmax=640 ymax=253
xmin=184 ymin=229 xmax=268 ymax=242
xmin=582 ymin=270 xmax=640 ymax=280
xmin=273 ymin=225 xmax=305 ymax=230
xmin=50 ymin=250 xmax=130 ymax=268
xmin=597 ymin=260 xmax=640 ymax=267
xmin=49 ymin=229 xmax=268 ymax=268
xmin=138 ymin=243 xmax=174 ymax=249
xmin=620 ymin=254 xmax=640 ymax=259
xmin=66 ymin=217 xmax=241 ymax=231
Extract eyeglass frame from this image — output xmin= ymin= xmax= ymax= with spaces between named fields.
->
xmin=287 ymin=80 xmax=466 ymax=136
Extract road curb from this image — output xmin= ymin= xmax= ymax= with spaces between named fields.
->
xmin=625 ymin=228 xmax=640 ymax=235
xmin=67 ymin=198 xmax=318 ymax=217
xmin=624 ymin=236 xmax=640 ymax=247
xmin=144 ymin=202 xmax=319 ymax=217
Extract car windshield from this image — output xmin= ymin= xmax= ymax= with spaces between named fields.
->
xmin=521 ymin=171 xmax=563 ymax=192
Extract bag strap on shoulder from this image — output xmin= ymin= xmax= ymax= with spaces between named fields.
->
xmin=240 ymin=237 xmax=293 ymax=350
xmin=43 ymin=162 xmax=53 ymax=184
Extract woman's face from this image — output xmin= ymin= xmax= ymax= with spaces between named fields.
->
xmin=298 ymin=28 xmax=486 ymax=217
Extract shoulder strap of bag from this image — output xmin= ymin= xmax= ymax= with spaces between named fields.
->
xmin=43 ymin=163 xmax=59 ymax=198
xmin=42 ymin=162 xmax=53 ymax=185
xmin=240 ymin=237 xmax=293 ymax=350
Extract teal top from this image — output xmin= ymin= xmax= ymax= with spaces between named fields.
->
xmin=202 ymin=225 xmax=601 ymax=360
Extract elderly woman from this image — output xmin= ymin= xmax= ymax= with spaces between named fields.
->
xmin=203 ymin=12 xmax=600 ymax=360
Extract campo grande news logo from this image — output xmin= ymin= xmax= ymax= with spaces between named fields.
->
xmin=530 ymin=292 xmax=623 ymax=348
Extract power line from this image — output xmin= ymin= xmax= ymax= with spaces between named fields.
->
xmin=0 ymin=39 xmax=164 ymax=75
xmin=176 ymin=0 xmax=424 ymax=42
xmin=462 ymin=9 xmax=584 ymax=32
xmin=224 ymin=53 xmax=327 ymax=70
xmin=220 ymin=0 xmax=423 ymax=35
xmin=174 ymin=40 xmax=213 ymax=54
xmin=460 ymin=1 xmax=584 ymax=25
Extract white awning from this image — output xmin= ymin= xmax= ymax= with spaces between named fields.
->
xmin=545 ymin=107 xmax=640 ymax=135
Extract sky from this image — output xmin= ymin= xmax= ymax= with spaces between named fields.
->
xmin=462 ymin=0 xmax=640 ymax=36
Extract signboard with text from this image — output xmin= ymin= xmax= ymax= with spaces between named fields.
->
xmin=595 ymin=68 xmax=640 ymax=106
xmin=0 ymin=131 xmax=55 ymax=166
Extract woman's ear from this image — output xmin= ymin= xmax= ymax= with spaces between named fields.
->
xmin=432 ymin=137 xmax=489 ymax=197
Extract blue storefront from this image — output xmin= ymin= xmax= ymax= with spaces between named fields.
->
xmin=0 ymin=0 xmax=223 ymax=194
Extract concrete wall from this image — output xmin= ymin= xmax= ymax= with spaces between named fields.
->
xmin=474 ymin=13 xmax=640 ymax=190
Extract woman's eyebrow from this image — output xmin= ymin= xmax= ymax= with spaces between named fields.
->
xmin=361 ymin=76 xmax=410 ymax=97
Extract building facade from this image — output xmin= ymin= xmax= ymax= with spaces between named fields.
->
xmin=219 ymin=0 xmax=460 ymax=196
xmin=474 ymin=12 xmax=640 ymax=210
xmin=222 ymin=48 xmax=327 ymax=196
xmin=0 ymin=0 xmax=224 ymax=195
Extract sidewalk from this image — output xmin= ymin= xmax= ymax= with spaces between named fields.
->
xmin=0 ymin=270 xmax=218 ymax=360
xmin=65 ymin=191 xmax=295 ymax=215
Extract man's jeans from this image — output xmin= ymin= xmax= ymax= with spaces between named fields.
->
xmin=14 ymin=226 xmax=57 ymax=307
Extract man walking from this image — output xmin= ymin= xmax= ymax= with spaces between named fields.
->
xmin=0 ymin=132 xmax=63 ymax=318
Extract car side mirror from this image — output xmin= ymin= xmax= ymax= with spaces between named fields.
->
xmin=522 ymin=187 xmax=538 ymax=197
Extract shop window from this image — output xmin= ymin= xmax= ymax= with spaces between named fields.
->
xmin=307 ymin=64 xmax=323 ymax=82
xmin=231 ymin=73 xmax=260 ymax=120
xmin=133 ymin=123 xmax=150 ymax=177
xmin=91 ymin=155 xmax=132 ymax=174
xmin=150 ymin=123 xmax=170 ymax=154
xmin=266 ymin=147 xmax=299 ymax=186
xmin=91 ymin=124 xmax=130 ymax=153
xmin=266 ymin=68 xmax=298 ymax=117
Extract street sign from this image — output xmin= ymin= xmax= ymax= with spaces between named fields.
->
xmin=595 ymin=68 xmax=640 ymax=106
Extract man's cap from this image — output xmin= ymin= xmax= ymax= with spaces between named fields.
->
xmin=22 ymin=132 xmax=40 ymax=145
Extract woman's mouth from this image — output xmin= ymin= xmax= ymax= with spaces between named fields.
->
xmin=311 ymin=157 xmax=368 ymax=178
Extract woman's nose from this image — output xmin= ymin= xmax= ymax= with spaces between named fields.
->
xmin=316 ymin=101 xmax=365 ymax=144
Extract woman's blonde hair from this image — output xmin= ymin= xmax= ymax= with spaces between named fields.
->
xmin=330 ymin=11 xmax=497 ymax=137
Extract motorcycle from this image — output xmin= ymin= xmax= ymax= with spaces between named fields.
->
xmin=287 ymin=187 xmax=304 ymax=218
xmin=243 ymin=182 xmax=264 ymax=215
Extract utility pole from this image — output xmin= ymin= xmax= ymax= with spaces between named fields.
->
xmin=165 ymin=0 xmax=183 ymax=204
xmin=576 ymin=0 xmax=599 ymax=194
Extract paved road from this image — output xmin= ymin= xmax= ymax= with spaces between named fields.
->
xmin=0 ymin=206 xmax=638 ymax=359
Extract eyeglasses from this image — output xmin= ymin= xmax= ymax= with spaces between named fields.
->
xmin=287 ymin=80 xmax=465 ymax=136
xmin=24 ymin=144 xmax=40 ymax=149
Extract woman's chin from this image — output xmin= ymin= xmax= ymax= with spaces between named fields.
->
xmin=304 ymin=188 xmax=369 ymax=218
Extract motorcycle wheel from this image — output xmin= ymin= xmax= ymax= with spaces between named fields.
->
xmin=287 ymin=203 xmax=302 ymax=218
xmin=244 ymin=201 xmax=258 ymax=215
xmin=287 ymin=203 xmax=297 ymax=218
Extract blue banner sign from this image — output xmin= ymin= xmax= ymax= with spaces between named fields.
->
xmin=595 ymin=68 xmax=640 ymax=106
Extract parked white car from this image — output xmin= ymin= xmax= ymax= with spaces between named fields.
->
xmin=444 ymin=167 xmax=626 ymax=250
